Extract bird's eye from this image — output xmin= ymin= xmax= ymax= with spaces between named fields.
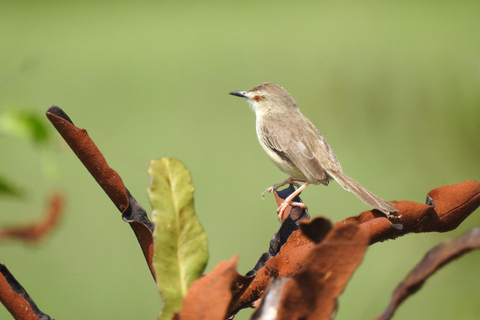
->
xmin=253 ymin=95 xmax=263 ymax=102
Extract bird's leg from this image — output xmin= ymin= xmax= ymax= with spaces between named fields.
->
xmin=261 ymin=177 xmax=307 ymax=199
xmin=277 ymin=181 xmax=310 ymax=218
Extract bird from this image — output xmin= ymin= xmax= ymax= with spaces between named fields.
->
xmin=229 ymin=82 xmax=398 ymax=219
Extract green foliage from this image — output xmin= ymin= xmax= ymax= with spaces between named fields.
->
xmin=0 ymin=110 xmax=50 ymax=146
xmin=0 ymin=110 xmax=53 ymax=199
xmin=0 ymin=176 xmax=24 ymax=198
xmin=148 ymin=158 xmax=208 ymax=320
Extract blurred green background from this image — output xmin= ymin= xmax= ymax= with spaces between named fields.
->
xmin=1 ymin=1 xmax=479 ymax=319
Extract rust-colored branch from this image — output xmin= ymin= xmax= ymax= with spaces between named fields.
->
xmin=45 ymin=106 xmax=155 ymax=279
xmin=0 ymin=263 xmax=53 ymax=320
xmin=0 ymin=191 xmax=63 ymax=243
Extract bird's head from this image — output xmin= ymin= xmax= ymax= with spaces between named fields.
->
xmin=229 ymin=82 xmax=298 ymax=115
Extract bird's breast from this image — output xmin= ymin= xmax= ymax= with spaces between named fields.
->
xmin=255 ymin=121 xmax=307 ymax=180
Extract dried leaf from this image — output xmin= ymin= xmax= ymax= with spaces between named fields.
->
xmin=46 ymin=106 xmax=129 ymax=212
xmin=299 ymin=216 xmax=332 ymax=244
xmin=177 ymin=256 xmax=239 ymax=320
xmin=123 ymin=189 xmax=156 ymax=277
xmin=0 ymin=263 xmax=53 ymax=319
xmin=374 ymin=227 xmax=480 ymax=320
xmin=340 ymin=180 xmax=480 ymax=244
xmin=148 ymin=158 xmax=208 ymax=320
xmin=229 ymin=230 xmax=313 ymax=315
xmin=0 ymin=192 xmax=63 ymax=243
xmin=250 ymin=278 xmax=289 ymax=320
xmin=46 ymin=106 xmax=155 ymax=278
xmin=229 ymin=180 xmax=480 ymax=315
xmin=277 ymin=222 xmax=369 ymax=320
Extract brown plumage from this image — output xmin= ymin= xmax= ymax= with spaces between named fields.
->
xmin=230 ymin=82 xmax=398 ymax=217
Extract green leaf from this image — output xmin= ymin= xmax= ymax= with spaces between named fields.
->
xmin=0 ymin=110 xmax=50 ymax=145
xmin=148 ymin=158 xmax=209 ymax=320
xmin=0 ymin=176 xmax=24 ymax=198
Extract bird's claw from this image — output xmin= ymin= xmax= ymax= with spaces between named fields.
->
xmin=261 ymin=186 xmax=275 ymax=199
xmin=277 ymin=200 xmax=306 ymax=221
xmin=386 ymin=212 xmax=402 ymax=219
xmin=261 ymin=178 xmax=305 ymax=199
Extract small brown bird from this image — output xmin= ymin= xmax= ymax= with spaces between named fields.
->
xmin=230 ymin=82 xmax=398 ymax=218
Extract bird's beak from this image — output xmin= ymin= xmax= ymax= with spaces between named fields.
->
xmin=229 ymin=91 xmax=247 ymax=98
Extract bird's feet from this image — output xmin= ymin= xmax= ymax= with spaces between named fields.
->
xmin=275 ymin=181 xmax=310 ymax=220
xmin=277 ymin=200 xmax=306 ymax=221
xmin=261 ymin=186 xmax=275 ymax=199
xmin=385 ymin=211 xmax=402 ymax=219
xmin=261 ymin=177 xmax=306 ymax=199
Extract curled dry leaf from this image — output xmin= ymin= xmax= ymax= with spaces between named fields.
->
xmin=247 ymin=220 xmax=369 ymax=320
xmin=0 ymin=191 xmax=63 ymax=243
xmin=124 ymin=188 xmax=155 ymax=277
xmin=176 ymin=256 xmax=241 ymax=320
xmin=0 ymin=263 xmax=53 ymax=320
xmin=299 ymin=216 xmax=332 ymax=244
xmin=250 ymin=278 xmax=289 ymax=320
xmin=374 ymin=227 xmax=480 ymax=320
xmin=339 ymin=180 xmax=480 ymax=244
xmin=46 ymin=106 xmax=155 ymax=277
xmin=231 ymin=180 xmax=479 ymax=315
xmin=229 ymin=228 xmax=313 ymax=314
xmin=278 ymin=222 xmax=369 ymax=320
xmin=46 ymin=106 xmax=129 ymax=212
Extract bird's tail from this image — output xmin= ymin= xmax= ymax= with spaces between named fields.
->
xmin=327 ymin=169 xmax=398 ymax=215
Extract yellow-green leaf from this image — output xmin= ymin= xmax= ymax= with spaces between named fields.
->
xmin=148 ymin=158 xmax=209 ymax=320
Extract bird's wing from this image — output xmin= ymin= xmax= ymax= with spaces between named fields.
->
xmin=259 ymin=113 xmax=342 ymax=184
